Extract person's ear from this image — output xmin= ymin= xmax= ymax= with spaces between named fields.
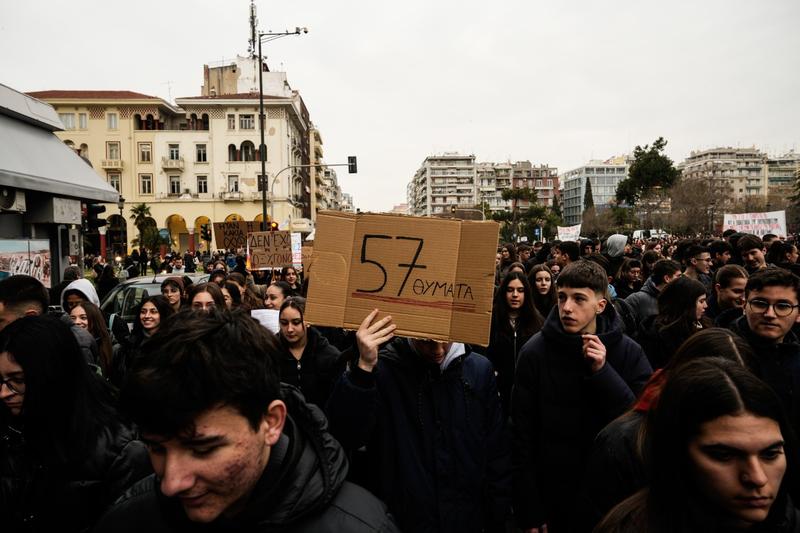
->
xmin=596 ymin=296 xmax=607 ymax=314
xmin=261 ymin=400 xmax=287 ymax=446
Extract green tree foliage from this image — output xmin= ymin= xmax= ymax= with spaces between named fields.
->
xmin=129 ymin=203 xmax=156 ymax=251
xmin=615 ymin=137 xmax=680 ymax=205
xmin=550 ymin=194 xmax=563 ymax=222
xmin=583 ymin=177 xmax=595 ymax=212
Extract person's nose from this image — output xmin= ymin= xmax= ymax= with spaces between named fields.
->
xmin=740 ymin=456 xmax=769 ymax=489
xmin=160 ymin=452 xmax=196 ymax=497
xmin=0 ymin=382 xmax=17 ymax=399
xmin=763 ymin=303 xmax=777 ymax=318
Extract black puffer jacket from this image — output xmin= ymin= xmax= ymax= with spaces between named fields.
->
xmin=94 ymin=385 xmax=399 ymax=532
xmin=277 ymin=326 xmax=343 ymax=408
xmin=511 ymin=304 xmax=652 ymax=531
xmin=485 ymin=316 xmax=537 ymax=417
xmin=326 ymin=338 xmax=511 ymax=533
xmin=0 ymin=420 xmax=150 ymax=532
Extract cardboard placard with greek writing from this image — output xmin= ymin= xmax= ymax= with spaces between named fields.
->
xmin=213 ymin=221 xmax=262 ymax=250
xmin=305 ymin=211 xmax=499 ymax=346
xmin=301 ymin=246 xmax=314 ymax=273
xmin=247 ymin=231 xmax=293 ymax=270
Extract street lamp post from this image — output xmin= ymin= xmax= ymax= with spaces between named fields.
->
xmin=117 ymin=195 xmax=125 ymax=254
xmin=257 ymin=27 xmax=308 ymax=230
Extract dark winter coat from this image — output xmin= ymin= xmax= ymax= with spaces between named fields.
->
xmin=636 ymin=315 xmax=700 ymax=370
xmin=326 ymin=339 xmax=511 ymax=533
xmin=0 ymin=419 xmax=150 ymax=532
xmin=277 ymin=326 xmax=343 ymax=408
xmin=94 ymin=385 xmax=399 ymax=533
xmin=511 ymin=304 xmax=652 ymax=531
xmin=623 ymin=277 xmax=660 ymax=331
xmin=486 ymin=316 xmax=536 ymax=417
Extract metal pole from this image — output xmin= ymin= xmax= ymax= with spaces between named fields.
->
xmin=258 ymin=37 xmax=268 ymax=231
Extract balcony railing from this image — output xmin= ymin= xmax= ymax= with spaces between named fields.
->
xmin=101 ymin=158 xmax=123 ymax=170
xmin=161 ymin=156 xmax=185 ymax=171
xmin=219 ymin=191 xmax=243 ymax=201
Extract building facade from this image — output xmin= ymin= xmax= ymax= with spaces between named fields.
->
xmin=560 ymin=155 xmax=629 ymax=225
xmin=766 ymin=150 xmax=800 ymax=199
xmin=679 ymin=147 xmax=769 ymax=205
xmin=408 ymin=154 xmax=559 ymax=218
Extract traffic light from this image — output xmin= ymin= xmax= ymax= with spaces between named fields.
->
xmin=200 ymin=224 xmax=212 ymax=242
xmin=451 ymin=205 xmax=456 ymax=214
xmin=347 ymin=156 xmax=357 ymax=174
xmin=269 ymin=221 xmax=279 ymax=231
xmin=86 ymin=203 xmax=107 ymax=230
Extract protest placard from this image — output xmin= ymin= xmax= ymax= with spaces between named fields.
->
xmin=301 ymin=246 xmax=313 ymax=273
xmin=557 ymin=224 xmax=582 ymax=242
xmin=723 ymin=210 xmax=787 ymax=237
xmin=213 ymin=221 xmax=261 ymax=250
xmin=291 ymin=232 xmax=302 ymax=269
xmin=305 ymin=212 xmax=499 ymax=346
xmin=247 ymin=231 xmax=293 ymax=270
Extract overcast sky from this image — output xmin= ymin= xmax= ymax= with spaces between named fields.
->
xmin=2 ymin=0 xmax=799 ymax=212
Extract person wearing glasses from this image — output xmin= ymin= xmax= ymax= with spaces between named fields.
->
xmin=682 ymin=244 xmax=713 ymax=292
xmin=728 ymin=267 xmax=800 ymax=444
xmin=0 ymin=315 xmax=150 ymax=532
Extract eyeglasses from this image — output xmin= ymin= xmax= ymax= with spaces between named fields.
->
xmin=747 ymin=299 xmax=800 ymax=317
xmin=0 ymin=375 xmax=24 ymax=395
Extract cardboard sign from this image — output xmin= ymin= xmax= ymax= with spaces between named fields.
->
xmin=247 ymin=231 xmax=293 ymax=270
xmin=723 ymin=210 xmax=786 ymax=237
xmin=251 ymin=309 xmax=280 ymax=333
xmin=557 ymin=224 xmax=582 ymax=242
xmin=213 ymin=221 xmax=262 ymax=250
xmin=305 ymin=212 xmax=499 ymax=346
xmin=301 ymin=246 xmax=313 ymax=273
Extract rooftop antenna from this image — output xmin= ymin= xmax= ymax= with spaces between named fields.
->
xmin=162 ymin=81 xmax=173 ymax=102
xmin=248 ymin=0 xmax=258 ymax=58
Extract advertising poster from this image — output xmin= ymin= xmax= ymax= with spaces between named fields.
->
xmin=0 ymin=239 xmax=51 ymax=288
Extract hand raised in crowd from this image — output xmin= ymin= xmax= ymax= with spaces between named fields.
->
xmin=582 ymin=333 xmax=606 ymax=373
xmin=356 ymin=308 xmax=396 ymax=372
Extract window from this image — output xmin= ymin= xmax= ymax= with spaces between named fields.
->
xmin=59 ymin=113 xmax=75 ymax=130
xmin=169 ymin=175 xmax=181 ymax=195
xmin=239 ymin=114 xmax=254 ymax=130
xmin=78 ymin=113 xmax=88 ymax=129
xmin=108 ymin=173 xmax=121 ymax=192
xmin=139 ymin=174 xmax=153 ymax=195
xmin=228 ymin=144 xmax=239 ymax=162
xmin=227 ymin=114 xmax=236 ymax=130
xmin=107 ymin=112 xmax=118 ymax=130
xmin=228 ymin=175 xmax=239 ymax=193
xmin=241 ymin=141 xmax=256 ymax=161
xmin=138 ymin=142 xmax=152 ymax=163
xmin=196 ymin=144 xmax=207 ymax=162
xmin=197 ymin=175 xmax=208 ymax=194
xmin=106 ymin=141 xmax=120 ymax=160
xmin=168 ymin=144 xmax=180 ymax=160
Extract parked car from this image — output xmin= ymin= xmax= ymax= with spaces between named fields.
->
xmin=100 ymin=272 xmax=209 ymax=331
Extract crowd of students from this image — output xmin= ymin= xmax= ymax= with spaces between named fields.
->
xmin=1 ymin=229 xmax=800 ymax=531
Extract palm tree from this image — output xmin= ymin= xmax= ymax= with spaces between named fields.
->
xmin=129 ymin=203 xmax=153 ymax=252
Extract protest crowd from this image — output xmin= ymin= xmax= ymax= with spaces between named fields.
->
xmin=3 ymin=227 xmax=800 ymax=532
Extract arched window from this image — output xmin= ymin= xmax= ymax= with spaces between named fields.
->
xmin=241 ymin=141 xmax=256 ymax=162
xmin=133 ymin=114 xmax=143 ymax=130
xmin=228 ymin=144 xmax=239 ymax=162
xmin=145 ymin=114 xmax=155 ymax=130
xmin=201 ymin=113 xmax=209 ymax=130
xmin=79 ymin=143 xmax=89 ymax=158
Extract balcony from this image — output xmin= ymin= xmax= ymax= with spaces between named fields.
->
xmin=219 ymin=191 xmax=244 ymax=201
xmin=101 ymin=158 xmax=123 ymax=170
xmin=161 ymin=156 xmax=185 ymax=171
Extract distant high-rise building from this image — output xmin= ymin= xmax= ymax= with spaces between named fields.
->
xmin=407 ymin=153 xmax=477 ymax=216
xmin=679 ymin=147 xmax=768 ymax=204
xmin=561 ymin=156 xmax=630 ymax=225
xmin=766 ymin=151 xmax=800 ymax=199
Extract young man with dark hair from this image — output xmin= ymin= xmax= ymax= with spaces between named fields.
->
xmin=517 ymin=243 xmax=532 ymax=269
xmin=738 ymin=234 xmax=770 ymax=274
xmin=706 ymin=264 xmax=748 ymax=327
xmin=553 ymin=241 xmax=579 ymax=268
xmin=728 ymin=268 xmax=800 ymax=444
xmin=95 ymin=309 xmax=398 ymax=532
xmin=326 ymin=309 xmax=510 ymax=533
xmin=708 ymin=239 xmax=733 ymax=273
xmin=512 ymin=261 xmax=652 ymax=532
xmin=624 ymin=259 xmax=682 ymax=331
xmin=0 ymin=274 xmax=49 ymax=331
xmin=682 ymin=244 xmax=712 ymax=290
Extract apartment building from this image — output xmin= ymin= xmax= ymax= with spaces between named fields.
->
xmin=407 ymin=153 xmax=477 ymax=216
xmin=561 ymin=156 xmax=629 ymax=226
xmin=766 ymin=150 xmax=800 ymax=199
xmin=679 ymin=147 xmax=768 ymax=205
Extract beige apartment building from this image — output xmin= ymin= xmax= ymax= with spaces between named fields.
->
xmin=28 ymin=58 xmax=347 ymax=252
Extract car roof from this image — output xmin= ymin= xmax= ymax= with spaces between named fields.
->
xmin=118 ymin=272 xmax=209 ymax=287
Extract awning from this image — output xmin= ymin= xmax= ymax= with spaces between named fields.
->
xmin=0 ymin=113 xmax=119 ymax=203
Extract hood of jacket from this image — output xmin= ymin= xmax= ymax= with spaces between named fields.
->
xmin=540 ymin=298 xmax=625 ymax=352
xmin=61 ymin=278 xmax=100 ymax=308
xmin=605 ymin=234 xmax=628 ymax=258
xmin=639 ymin=276 xmax=660 ymax=298
xmin=729 ymin=314 xmax=799 ymax=350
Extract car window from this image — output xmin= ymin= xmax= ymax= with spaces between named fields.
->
xmin=120 ymin=284 xmax=161 ymax=322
